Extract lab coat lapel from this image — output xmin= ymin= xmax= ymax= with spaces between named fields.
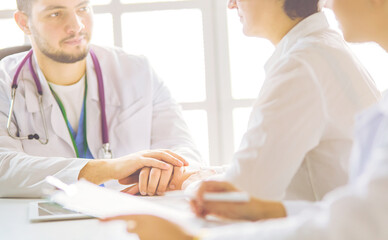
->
xmin=85 ymin=50 xmax=121 ymax=159
xmin=24 ymin=56 xmax=76 ymax=156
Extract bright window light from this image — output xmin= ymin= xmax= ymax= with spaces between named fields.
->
xmin=182 ymin=110 xmax=209 ymax=163
xmin=227 ymin=10 xmax=275 ymax=100
xmin=121 ymin=9 xmax=206 ymax=103
xmin=0 ymin=2 xmax=16 ymax=10
xmin=0 ymin=19 xmax=25 ymax=49
xmin=91 ymin=14 xmax=114 ymax=47
xmin=91 ymin=0 xmax=112 ymax=5
xmin=121 ymin=0 xmax=187 ymax=3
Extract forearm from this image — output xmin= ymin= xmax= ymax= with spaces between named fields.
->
xmin=0 ymin=149 xmax=87 ymax=197
xmin=78 ymin=159 xmax=112 ymax=185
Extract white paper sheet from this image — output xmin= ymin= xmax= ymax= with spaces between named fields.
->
xmin=50 ymin=180 xmax=192 ymax=219
xmin=48 ymin=178 xmax=247 ymax=231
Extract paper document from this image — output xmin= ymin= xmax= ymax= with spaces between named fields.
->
xmin=47 ymin=177 xmax=195 ymax=220
xmin=46 ymin=177 xmax=249 ymax=229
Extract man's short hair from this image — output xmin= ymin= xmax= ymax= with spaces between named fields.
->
xmin=283 ymin=0 xmax=320 ymax=19
xmin=16 ymin=0 xmax=34 ymax=15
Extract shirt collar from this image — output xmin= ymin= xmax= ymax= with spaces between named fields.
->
xmin=264 ymin=11 xmax=330 ymax=73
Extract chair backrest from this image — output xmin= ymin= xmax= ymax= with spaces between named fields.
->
xmin=0 ymin=45 xmax=31 ymax=61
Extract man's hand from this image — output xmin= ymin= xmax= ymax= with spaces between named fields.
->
xmin=101 ymin=215 xmax=194 ymax=240
xmin=191 ymin=181 xmax=287 ymax=221
xmin=78 ymin=149 xmax=188 ymax=185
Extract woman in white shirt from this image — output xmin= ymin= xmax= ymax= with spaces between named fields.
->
xmin=220 ymin=0 xmax=379 ymax=201
xmin=168 ymin=0 xmax=380 ymax=203
xmin=103 ymin=0 xmax=388 ymax=239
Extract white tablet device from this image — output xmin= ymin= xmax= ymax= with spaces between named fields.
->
xmin=29 ymin=201 xmax=94 ymax=222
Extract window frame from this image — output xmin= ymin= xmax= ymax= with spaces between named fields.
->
xmin=0 ymin=0 xmax=257 ymax=165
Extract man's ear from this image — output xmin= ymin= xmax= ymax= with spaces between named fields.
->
xmin=14 ymin=11 xmax=31 ymax=35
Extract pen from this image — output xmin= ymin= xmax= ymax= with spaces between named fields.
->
xmin=164 ymin=191 xmax=250 ymax=202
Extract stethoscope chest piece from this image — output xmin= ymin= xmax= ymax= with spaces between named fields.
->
xmin=98 ymin=143 xmax=113 ymax=159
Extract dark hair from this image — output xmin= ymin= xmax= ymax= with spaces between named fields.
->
xmin=283 ymin=0 xmax=320 ymax=20
xmin=16 ymin=0 xmax=34 ymax=15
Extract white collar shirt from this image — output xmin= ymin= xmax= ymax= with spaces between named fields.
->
xmin=224 ymin=12 xmax=380 ymax=201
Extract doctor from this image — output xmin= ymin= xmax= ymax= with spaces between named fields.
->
xmin=155 ymin=0 xmax=380 ymax=203
xmin=0 ymin=0 xmax=202 ymax=198
xmin=103 ymin=0 xmax=388 ymax=239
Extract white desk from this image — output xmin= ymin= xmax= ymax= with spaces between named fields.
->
xmin=0 ymin=197 xmax=233 ymax=240
xmin=0 ymin=198 xmax=138 ymax=240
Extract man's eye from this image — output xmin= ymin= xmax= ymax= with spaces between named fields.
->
xmin=79 ymin=7 xmax=90 ymax=12
xmin=49 ymin=12 xmax=59 ymax=17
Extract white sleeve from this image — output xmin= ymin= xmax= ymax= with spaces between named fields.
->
xmin=283 ymin=200 xmax=315 ymax=216
xmin=202 ymin=148 xmax=388 ymax=240
xmin=224 ymin=58 xmax=326 ymax=200
xmin=147 ymin=60 xmax=203 ymax=167
xmin=0 ymin=77 xmax=88 ymax=198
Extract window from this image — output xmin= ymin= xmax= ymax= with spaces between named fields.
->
xmin=1 ymin=2 xmax=387 ymax=165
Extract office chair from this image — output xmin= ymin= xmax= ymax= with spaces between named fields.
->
xmin=0 ymin=45 xmax=31 ymax=61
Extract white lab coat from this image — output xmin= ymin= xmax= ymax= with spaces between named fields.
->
xmin=224 ymin=12 xmax=380 ymax=201
xmin=0 ymin=45 xmax=202 ymax=198
xmin=202 ymin=94 xmax=388 ymax=240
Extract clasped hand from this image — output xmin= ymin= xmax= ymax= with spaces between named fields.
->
xmin=78 ymin=149 xmax=188 ymax=191
xmin=118 ymin=150 xmax=189 ymax=196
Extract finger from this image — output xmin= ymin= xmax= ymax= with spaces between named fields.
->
xmin=118 ymin=174 xmax=139 ymax=185
xmin=190 ymin=199 xmax=206 ymax=218
xmin=147 ymin=168 xmax=161 ymax=196
xmin=139 ymin=168 xmax=150 ymax=196
xmin=202 ymin=180 xmax=237 ymax=192
xmin=139 ymin=157 xmax=171 ymax=170
xmin=196 ymin=181 xmax=236 ymax=200
xmin=143 ymin=151 xmax=184 ymax=167
xmin=201 ymin=202 xmax=238 ymax=220
xmin=163 ymin=150 xmax=189 ymax=166
xmin=156 ymin=165 xmax=173 ymax=195
xmin=168 ymin=166 xmax=183 ymax=190
xmin=194 ymin=181 xmax=235 ymax=211
xmin=121 ymin=184 xmax=140 ymax=195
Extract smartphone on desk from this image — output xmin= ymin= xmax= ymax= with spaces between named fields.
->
xmin=29 ymin=201 xmax=94 ymax=222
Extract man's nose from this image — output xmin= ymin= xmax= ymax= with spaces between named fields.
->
xmin=65 ymin=12 xmax=84 ymax=35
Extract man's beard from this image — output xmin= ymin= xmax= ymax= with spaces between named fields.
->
xmin=31 ymin=27 xmax=90 ymax=63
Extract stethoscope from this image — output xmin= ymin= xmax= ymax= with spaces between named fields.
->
xmin=6 ymin=49 xmax=113 ymax=159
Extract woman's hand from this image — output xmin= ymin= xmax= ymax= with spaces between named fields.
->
xmin=101 ymin=215 xmax=194 ymax=240
xmin=191 ymin=181 xmax=287 ymax=221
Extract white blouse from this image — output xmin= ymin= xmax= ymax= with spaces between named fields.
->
xmin=223 ymin=11 xmax=380 ymax=201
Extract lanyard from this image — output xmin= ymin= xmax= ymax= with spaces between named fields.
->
xmin=49 ymin=78 xmax=89 ymax=158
